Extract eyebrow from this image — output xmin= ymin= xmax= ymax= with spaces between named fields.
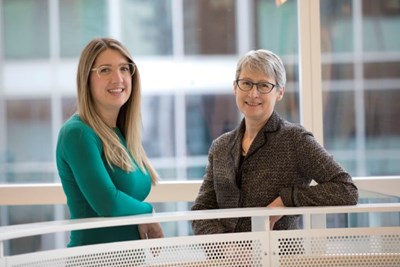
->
xmin=95 ymin=63 xmax=130 ymax=67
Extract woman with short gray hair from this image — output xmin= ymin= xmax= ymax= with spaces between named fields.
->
xmin=192 ymin=49 xmax=358 ymax=235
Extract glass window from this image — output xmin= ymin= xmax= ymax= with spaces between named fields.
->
xmin=142 ymin=95 xmax=175 ymax=158
xmin=186 ymin=94 xmax=238 ymax=156
xmin=321 ymin=0 xmax=400 ymax=176
xmin=6 ymin=99 xmax=52 ymax=163
xmin=3 ymin=0 xmax=49 ymax=59
xmin=59 ymin=0 xmax=108 ymax=58
xmin=365 ymin=89 xmax=400 ymax=176
xmin=255 ymin=0 xmax=298 ymax=55
xmin=320 ymin=0 xmax=353 ymax=53
xmin=0 ymin=205 xmax=66 ymax=255
xmin=61 ymin=97 xmax=76 ymax=122
xmin=323 ymin=90 xmax=356 ymax=150
xmin=183 ymin=0 xmax=237 ymax=55
xmin=5 ymin=99 xmax=52 ymax=183
xmin=254 ymin=0 xmax=300 ymax=123
xmin=362 ymin=0 xmax=400 ymax=52
xmin=122 ymin=0 xmax=173 ymax=56
xmin=322 ymin=63 xmax=354 ymax=80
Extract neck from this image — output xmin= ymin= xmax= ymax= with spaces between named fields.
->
xmin=98 ymin=110 xmax=118 ymax=128
xmin=242 ymin=122 xmax=262 ymax=155
xmin=244 ymin=120 xmax=265 ymax=140
xmin=244 ymin=111 xmax=273 ymax=138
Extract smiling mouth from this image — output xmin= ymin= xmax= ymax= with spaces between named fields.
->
xmin=246 ymin=101 xmax=261 ymax=107
xmin=108 ymin=88 xmax=124 ymax=94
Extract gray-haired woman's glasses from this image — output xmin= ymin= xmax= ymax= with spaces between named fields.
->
xmin=91 ymin=63 xmax=135 ymax=80
xmin=236 ymin=79 xmax=276 ymax=94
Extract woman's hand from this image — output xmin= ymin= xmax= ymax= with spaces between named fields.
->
xmin=139 ymin=223 xmax=164 ymax=257
xmin=266 ymin=197 xmax=285 ymax=230
xmin=138 ymin=223 xmax=164 ymax=239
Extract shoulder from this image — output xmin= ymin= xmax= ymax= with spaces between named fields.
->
xmin=57 ymin=115 xmax=100 ymax=145
xmin=281 ymin=119 xmax=309 ymax=133
xmin=59 ymin=114 xmax=93 ymax=134
xmin=277 ymin=118 xmax=313 ymax=139
xmin=209 ymin=127 xmax=239 ymax=154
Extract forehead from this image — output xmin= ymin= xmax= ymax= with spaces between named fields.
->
xmin=239 ymin=65 xmax=270 ymax=81
xmin=94 ymin=49 xmax=128 ymax=65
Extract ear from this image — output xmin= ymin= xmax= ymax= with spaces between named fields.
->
xmin=276 ymin=86 xmax=285 ymax=101
xmin=233 ymin=80 xmax=237 ymax=96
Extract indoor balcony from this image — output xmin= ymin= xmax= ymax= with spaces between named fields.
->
xmin=0 ymin=176 xmax=399 ymax=266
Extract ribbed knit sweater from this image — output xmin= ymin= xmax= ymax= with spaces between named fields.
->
xmin=56 ymin=114 xmax=153 ymax=246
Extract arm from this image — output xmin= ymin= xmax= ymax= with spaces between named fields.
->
xmin=59 ymin=125 xmax=153 ymax=217
xmin=191 ymin=144 xmax=230 ymax=235
xmin=280 ymin=128 xmax=359 ymax=207
xmin=266 ymin=196 xmax=285 ymax=230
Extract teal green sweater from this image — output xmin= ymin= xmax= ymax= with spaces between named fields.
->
xmin=56 ymin=114 xmax=153 ymax=247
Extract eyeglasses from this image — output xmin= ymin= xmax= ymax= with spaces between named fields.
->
xmin=236 ymin=79 xmax=276 ymax=94
xmin=91 ymin=63 xmax=135 ymax=80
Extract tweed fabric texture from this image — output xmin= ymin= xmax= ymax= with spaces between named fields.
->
xmin=192 ymin=111 xmax=358 ymax=235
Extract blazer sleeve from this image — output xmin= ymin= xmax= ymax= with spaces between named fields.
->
xmin=191 ymin=142 xmax=230 ymax=235
xmin=280 ymin=127 xmax=359 ymax=207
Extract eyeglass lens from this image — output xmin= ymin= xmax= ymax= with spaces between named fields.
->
xmin=94 ymin=63 xmax=135 ymax=79
xmin=237 ymin=79 xmax=274 ymax=93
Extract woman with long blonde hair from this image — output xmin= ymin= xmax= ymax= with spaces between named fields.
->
xmin=56 ymin=37 xmax=163 ymax=247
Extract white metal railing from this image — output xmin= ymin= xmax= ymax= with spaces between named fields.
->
xmin=0 ymin=204 xmax=399 ymax=266
xmin=0 ymin=177 xmax=399 ymax=206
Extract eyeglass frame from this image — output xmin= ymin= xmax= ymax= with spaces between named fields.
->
xmin=235 ymin=79 xmax=276 ymax=94
xmin=91 ymin=62 xmax=136 ymax=80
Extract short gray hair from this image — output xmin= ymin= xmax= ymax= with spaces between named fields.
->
xmin=235 ymin=49 xmax=286 ymax=89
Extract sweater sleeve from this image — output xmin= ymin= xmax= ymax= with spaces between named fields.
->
xmin=58 ymin=124 xmax=153 ymax=217
xmin=280 ymin=127 xmax=359 ymax=207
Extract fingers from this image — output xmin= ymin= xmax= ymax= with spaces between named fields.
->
xmin=147 ymin=224 xmax=164 ymax=239
xmin=269 ymin=215 xmax=283 ymax=230
xmin=138 ymin=224 xmax=148 ymax=239
xmin=139 ymin=223 xmax=164 ymax=239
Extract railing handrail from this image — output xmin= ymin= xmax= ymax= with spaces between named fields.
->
xmin=0 ymin=176 xmax=399 ymax=206
xmin=0 ymin=203 xmax=399 ymax=242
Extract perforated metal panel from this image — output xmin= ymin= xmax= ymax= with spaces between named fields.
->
xmin=278 ymin=254 xmax=400 ymax=267
xmin=3 ymin=226 xmax=400 ymax=266
xmin=271 ymin=227 xmax=400 ymax=267
xmin=6 ymin=232 xmax=267 ymax=267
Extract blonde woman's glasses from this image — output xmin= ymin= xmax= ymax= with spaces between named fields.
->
xmin=91 ymin=63 xmax=135 ymax=80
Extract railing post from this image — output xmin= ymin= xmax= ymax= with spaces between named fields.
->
xmin=251 ymin=214 xmax=270 ymax=267
xmin=0 ymin=240 xmax=3 ymax=258
xmin=251 ymin=215 xmax=269 ymax=232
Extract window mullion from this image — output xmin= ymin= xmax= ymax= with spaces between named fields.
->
xmin=297 ymin=0 xmax=323 ymax=145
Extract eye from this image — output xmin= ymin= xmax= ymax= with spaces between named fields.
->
xmin=241 ymin=80 xmax=252 ymax=86
xmin=119 ymin=64 xmax=131 ymax=73
xmin=260 ymin=82 xmax=272 ymax=90
xmin=98 ymin=66 xmax=112 ymax=75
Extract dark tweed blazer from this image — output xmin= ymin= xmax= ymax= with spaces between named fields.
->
xmin=191 ymin=111 xmax=359 ymax=235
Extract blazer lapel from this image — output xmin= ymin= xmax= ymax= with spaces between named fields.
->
xmin=244 ymin=111 xmax=282 ymax=159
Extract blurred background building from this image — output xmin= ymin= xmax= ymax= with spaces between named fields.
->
xmin=0 ymin=0 xmax=399 ymax=255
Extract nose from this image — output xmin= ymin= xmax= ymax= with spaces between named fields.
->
xmin=248 ymin=84 xmax=260 ymax=97
xmin=110 ymin=68 xmax=124 ymax=83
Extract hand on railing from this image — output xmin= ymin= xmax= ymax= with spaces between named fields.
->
xmin=266 ymin=196 xmax=285 ymax=230
xmin=138 ymin=222 xmax=164 ymax=239
xmin=139 ymin=222 xmax=164 ymax=257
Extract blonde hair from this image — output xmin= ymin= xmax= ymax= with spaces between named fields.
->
xmin=76 ymin=37 xmax=158 ymax=184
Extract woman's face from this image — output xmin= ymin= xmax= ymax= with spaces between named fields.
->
xmin=233 ymin=65 xmax=284 ymax=124
xmin=89 ymin=49 xmax=132 ymax=121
